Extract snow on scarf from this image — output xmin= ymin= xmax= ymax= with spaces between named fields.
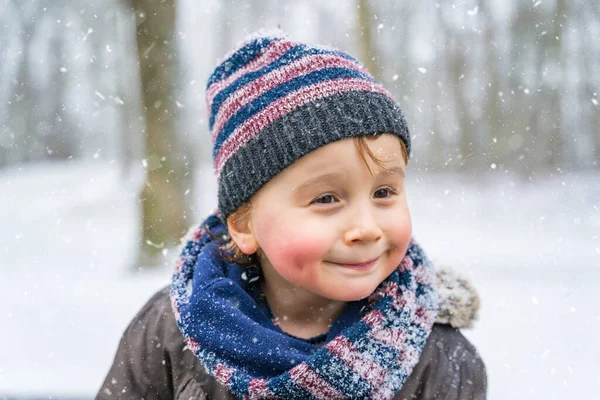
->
xmin=170 ymin=214 xmax=438 ymax=399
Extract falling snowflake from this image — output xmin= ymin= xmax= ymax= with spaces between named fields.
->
xmin=467 ymin=6 xmax=478 ymax=16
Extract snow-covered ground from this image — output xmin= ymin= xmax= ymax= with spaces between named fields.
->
xmin=1 ymin=161 xmax=599 ymax=399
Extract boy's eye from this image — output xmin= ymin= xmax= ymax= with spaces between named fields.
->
xmin=312 ymin=194 xmax=338 ymax=204
xmin=373 ymin=187 xmax=396 ymax=199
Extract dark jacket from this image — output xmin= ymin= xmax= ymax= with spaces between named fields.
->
xmin=97 ymin=268 xmax=486 ymax=400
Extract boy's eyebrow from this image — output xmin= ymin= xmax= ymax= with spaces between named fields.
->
xmin=294 ymin=166 xmax=405 ymax=193
xmin=294 ymin=171 xmax=348 ymax=192
xmin=378 ymin=166 xmax=405 ymax=177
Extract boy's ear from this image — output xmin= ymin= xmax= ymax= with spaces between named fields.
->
xmin=226 ymin=204 xmax=258 ymax=255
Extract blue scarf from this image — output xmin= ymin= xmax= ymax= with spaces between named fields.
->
xmin=171 ymin=214 xmax=438 ymax=399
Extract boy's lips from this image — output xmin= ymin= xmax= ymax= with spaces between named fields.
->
xmin=329 ymin=257 xmax=380 ymax=271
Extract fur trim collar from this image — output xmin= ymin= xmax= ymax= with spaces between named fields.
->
xmin=435 ymin=268 xmax=480 ymax=329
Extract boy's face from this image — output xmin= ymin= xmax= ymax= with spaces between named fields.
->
xmin=236 ymin=134 xmax=411 ymax=302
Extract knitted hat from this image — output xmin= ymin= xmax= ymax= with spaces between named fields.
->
xmin=207 ymin=30 xmax=411 ymax=219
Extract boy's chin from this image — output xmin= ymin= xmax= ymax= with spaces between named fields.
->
xmin=319 ymin=283 xmax=381 ymax=302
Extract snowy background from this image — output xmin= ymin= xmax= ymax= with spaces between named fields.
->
xmin=1 ymin=162 xmax=599 ymax=399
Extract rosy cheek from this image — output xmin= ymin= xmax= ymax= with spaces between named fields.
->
xmin=255 ymin=216 xmax=327 ymax=279
xmin=394 ymin=214 xmax=412 ymax=242
xmin=392 ymin=214 xmax=412 ymax=258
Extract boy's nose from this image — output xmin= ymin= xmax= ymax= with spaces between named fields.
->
xmin=343 ymin=213 xmax=383 ymax=245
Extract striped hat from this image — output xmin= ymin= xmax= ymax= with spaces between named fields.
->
xmin=207 ymin=30 xmax=411 ymax=218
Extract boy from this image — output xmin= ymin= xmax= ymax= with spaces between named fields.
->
xmin=98 ymin=31 xmax=486 ymax=400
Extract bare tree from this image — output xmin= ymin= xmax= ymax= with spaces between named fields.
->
xmin=476 ymin=0 xmax=504 ymax=169
xmin=535 ymin=0 xmax=567 ymax=169
xmin=438 ymin=5 xmax=477 ymax=170
xmin=128 ymin=0 xmax=190 ymax=267
xmin=428 ymin=7 xmax=447 ymax=170
xmin=112 ymin=7 xmax=144 ymax=181
xmin=356 ymin=0 xmax=382 ymax=80
xmin=7 ymin=0 xmax=41 ymax=164
xmin=43 ymin=20 xmax=77 ymax=160
xmin=580 ymin=2 xmax=600 ymax=165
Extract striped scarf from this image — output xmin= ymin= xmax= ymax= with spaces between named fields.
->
xmin=171 ymin=214 xmax=437 ymax=399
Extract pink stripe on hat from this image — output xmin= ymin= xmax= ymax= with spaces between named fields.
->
xmin=210 ymin=53 xmax=369 ymax=142
xmin=206 ymin=40 xmax=295 ymax=108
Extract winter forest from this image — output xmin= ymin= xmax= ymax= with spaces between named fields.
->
xmin=1 ymin=0 xmax=599 ymax=399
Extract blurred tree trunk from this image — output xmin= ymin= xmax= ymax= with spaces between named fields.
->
xmin=114 ymin=7 xmax=142 ymax=182
xmin=478 ymin=0 xmax=504 ymax=168
xmin=429 ymin=67 xmax=445 ymax=169
xmin=584 ymin=15 xmax=600 ymax=165
xmin=356 ymin=0 xmax=381 ymax=80
xmin=579 ymin=2 xmax=600 ymax=167
xmin=439 ymin=6 xmax=474 ymax=170
xmin=45 ymin=27 xmax=76 ymax=160
xmin=129 ymin=0 xmax=190 ymax=267
xmin=508 ymin=4 xmax=538 ymax=176
xmin=536 ymin=0 xmax=566 ymax=169
xmin=10 ymin=0 xmax=39 ymax=164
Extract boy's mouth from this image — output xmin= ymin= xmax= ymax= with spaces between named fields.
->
xmin=328 ymin=257 xmax=380 ymax=271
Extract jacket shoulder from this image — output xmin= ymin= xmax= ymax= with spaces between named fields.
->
xmin=97 ymin=287 xmax=208 ymax=400
xmin=396 ymin=324 xmax=487 ymax=399
xmin=121 ymin=286 xmax=186 ymax=359
xmin=427 ymin=323 xmax=482 ymax=363
xmin=134 ymin=286 xmax=178 ymax=335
